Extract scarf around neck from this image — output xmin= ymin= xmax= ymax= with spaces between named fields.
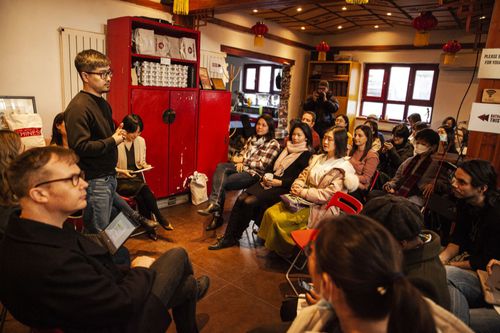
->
xmin=273 ymin=141 xmax=308 ymax=177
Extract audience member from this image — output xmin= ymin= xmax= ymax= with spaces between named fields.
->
xmin=409 ymin=120 xmax=428 ymax=147
xmin=288 ymin=214 xmax=471 ymax=333
xmin=116 ymin=114 xmax=173 ymax=231
xmin=198 ymin=114 xmax=280 ymax=231
xmin=208 ymin=122 xmax=313 ymax=250
xmin=379 ymin=123 xmax=414 ymax=178
xmin=437 ymin=125 xmax=457 ymax=154
xmin=300 ymin=111 xmax=321 ymax=151
xmin=0 ymin=146 xmax=209 ymax=333
xmin=258 ymin=127 xmax=358 ymax=256
xmin=348 ymin=125 xmax=379 ymax=196
xmin=303 ymin=80 xmax=339 ymax=138
xmin=364 ymin=119 xmax=384 ymax=152
xmin=50 ymin=112 xmax=67 ymax=148
xmin=334 ymin=114 xmax=353 ymax=148
xmin=407 ymin=112 xmax=422 ymax=128
xmin=383 ymin=128 xmax=443 ymax=207
xmin=442 ymin=116 xmax=457 ymax=131
xmin=362 ymin=195 xmax=450 ymax=309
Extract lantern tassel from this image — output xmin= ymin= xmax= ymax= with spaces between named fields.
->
xmin=413 ymin=31 xmax=429 ymax=47
xmin=254 ymin=35 xmax=264 ymax=47
xmin=173 ymin=0 xmax=189 ymax=15
xmin=318 ymin=51 xmax=326 ymax=61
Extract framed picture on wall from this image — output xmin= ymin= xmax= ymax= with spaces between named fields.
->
xmin=0 ymin=96 xmax=37 ymax=129
xmin=211 ymin=78 xmax=226 ymax=90
xmin=199 ymin=67 xmax=212 ymax=90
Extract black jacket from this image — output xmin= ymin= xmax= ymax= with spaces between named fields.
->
xmin=65 ymin=91 xmax=118 ymax=180
xmin=303 ymin=92 xmax=339 ymax=137
xmin=0 ymin=214 xmax=168 ymax=333
xmin=379 ymin=141 xmax=414 ymax=178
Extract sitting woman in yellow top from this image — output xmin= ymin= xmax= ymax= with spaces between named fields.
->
xmin=258 ymin=127 xmax=359 ymax=257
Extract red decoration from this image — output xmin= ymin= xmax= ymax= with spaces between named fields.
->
xmin=251 ymin=21 xmax=268 ymax=47
xmin=442 ymin=40 xmax=462 ymax=53
xmin=316 ymin=41 xmax=330 ymax=52
xmin=412 ymin=11 xmax=438 ymax=31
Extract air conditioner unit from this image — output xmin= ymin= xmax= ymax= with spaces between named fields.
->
xmin=439 ymin=50 xmax=482 ymax=71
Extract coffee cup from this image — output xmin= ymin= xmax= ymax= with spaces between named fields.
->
xmin=264 ymin=173 xmax=274 ymax=181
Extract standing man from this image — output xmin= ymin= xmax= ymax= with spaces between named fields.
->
xmin=65 ymin=49 xmax=156 ymax=233
xmin=302 ymin=80 xmax=339 ymax=138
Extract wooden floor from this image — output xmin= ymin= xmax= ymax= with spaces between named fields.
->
xmin=2 ymin=192 xmax=298 ymax=333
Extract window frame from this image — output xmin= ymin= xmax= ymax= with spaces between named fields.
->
xmin=360 ymin=63 xmax=439 ymax=122
xmin=242 ymin=64 xmax=282 ymax=94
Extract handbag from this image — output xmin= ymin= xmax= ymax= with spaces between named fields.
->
xmin=280 ymin=194 xmax=313 ymax=213
xmin=184 ymin=171 xmax=208 ymax=205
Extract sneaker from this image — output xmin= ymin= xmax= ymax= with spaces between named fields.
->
xmin=196 ymin=275 xmax=210 ymax=301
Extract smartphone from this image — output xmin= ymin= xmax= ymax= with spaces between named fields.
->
xmin=298 ymin=280 xmax=313 ymax=293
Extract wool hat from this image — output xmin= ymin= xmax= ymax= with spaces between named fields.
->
xmin=361 ymin=194 xmax=423 ymax=241
xmin=318 ymin=80 xmax=329 ymax=88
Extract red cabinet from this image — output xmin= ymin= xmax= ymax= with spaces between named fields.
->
xmin=197 ymin=91 xmax=231 ymax=190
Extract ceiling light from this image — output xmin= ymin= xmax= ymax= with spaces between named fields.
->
xmin=342 ymin=6 xmax=347 ymax=11
xmin=300 ymin=26 xmax=306 ymax=30
xmin=374 ymin=25 xmax=379 ymax=28
xmin=479 ymin=16 xmax=486 ymax=20
xmin=338 ymin=25 xmax=343 ymax=29
xmin=387 ymin=12 xmax=392 ymax=16
xmin=297 ymin=7 xmax=302 ymax=12
xmin=252 ymin=9 xmax=258 ymax=13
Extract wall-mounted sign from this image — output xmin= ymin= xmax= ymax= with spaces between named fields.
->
xmin=477 ymin=48 xmax=500 ymax=79
xmin=468 ymin=102 xmax=500 ymax=134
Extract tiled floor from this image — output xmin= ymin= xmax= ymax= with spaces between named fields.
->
xmin=2 ymin=193 xmax=299 ymax=333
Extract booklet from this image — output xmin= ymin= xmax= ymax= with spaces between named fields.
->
xmin=84 ymin=212 xmax=137 ymax=254
xmin=477 ymin=266 xmax=500 ymax=307
xmin=131 ymin=166 xmax=154 ymax=173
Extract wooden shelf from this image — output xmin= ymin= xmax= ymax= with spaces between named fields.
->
xmin=131 ymin=53 xmax=197 ymax=64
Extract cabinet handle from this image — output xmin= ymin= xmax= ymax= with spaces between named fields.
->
xmin=162 ymin=109 xmax=176 ymax=124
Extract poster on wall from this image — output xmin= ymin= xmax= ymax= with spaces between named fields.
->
xmin=477 ymin=48 xmax=500 ymax=79
xmin=468 ymin=102 xmax=500 ymax=134
xmin=0 ymin=96 xmax=37 ymax=129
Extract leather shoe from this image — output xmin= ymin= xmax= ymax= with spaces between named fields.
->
xmin=197 ymin=203 xmax=220 ymax=216
xmin=158 ymin=220 xmax=174 ymax=231
xmin=205 ymin=215 xmax=224 ymax=231
xmin=147 ymin=230 xmax=158 ymax=241
xmin=133 ymin=213 xmax=159 ymax=230
xmin=196 ymin=275 xmax=210 ymax=301
xmin=208 ymin=236 xmax=238 ymax=250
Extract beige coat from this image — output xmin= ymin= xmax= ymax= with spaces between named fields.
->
xmin=294 ymin=154 xmax=359 ymax=229
xmin=117 ymin=136 xmax=147 ymax=171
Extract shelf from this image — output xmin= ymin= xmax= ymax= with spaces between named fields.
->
xmin=131 ymin=53 xmax=197 ymax=64
xmin=131 ymin=85 xmax=199 ymax=91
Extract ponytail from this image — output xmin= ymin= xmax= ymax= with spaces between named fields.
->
xmin=388 ymin=277 xmax=436 ymax=333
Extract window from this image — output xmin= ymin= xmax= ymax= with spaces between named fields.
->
xmin=360 ymin=64 xmax=439 ymax=123
xmin=243 ymin=64 xmax=282 ymax=93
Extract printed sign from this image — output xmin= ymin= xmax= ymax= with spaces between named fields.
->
xmin=477 ymin=48 xmax=500 ymax=79
xmin=468 ymin=102 xmax=500 ymax=134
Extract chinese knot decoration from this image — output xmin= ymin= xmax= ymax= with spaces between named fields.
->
xmin=412 ymin=11 xmax=438 ymax=47
xmin=442 ymin=40 xmax=462 ymax=65
xmin=251 ymin=22 xmax=269 ymax=47
xmin=316 ymin=41 xmax=330 ymax=61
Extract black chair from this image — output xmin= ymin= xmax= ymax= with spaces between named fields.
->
xmin=240 ymin=114 xmax=255 ymax=139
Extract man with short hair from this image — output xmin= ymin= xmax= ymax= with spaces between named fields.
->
xmin=64 ymin=49 xmax=156 ymax=233
xmin=302 ymin=80 xmax=339 ymax=138
xmin=0 ymin=146 xmax=209 ymax=332
xmin=362 ymin=194 xmax=450 ymax=309
xmin=301 ymin=111 xmax=320 ymax=150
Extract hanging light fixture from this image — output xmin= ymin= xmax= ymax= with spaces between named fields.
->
xmin=251 ymin=21 xmax=268 ymax=47
xmin=345 ymin=0 xmax=369 ymax=4
xmin=316 ymin=41 xmax=330 ymax=61
xmin=412 ymin=11 xmax=438 ymax=47
xmin=173 ymin=0 xmax=189 ymax=15
xmin=442 ymin=40 xmax=462 ymax=64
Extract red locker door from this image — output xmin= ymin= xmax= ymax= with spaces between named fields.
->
xmin=131 ymin=89 xmax=170 ymax=198
xmin=168 ymin=90 xmax=197 ymax=195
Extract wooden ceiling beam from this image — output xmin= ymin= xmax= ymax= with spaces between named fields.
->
xmin=190 ymin=0 xmax=333 ymax=13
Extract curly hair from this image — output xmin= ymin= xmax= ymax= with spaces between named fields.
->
xmin=0 ymin=130 xmax=22 ymax=206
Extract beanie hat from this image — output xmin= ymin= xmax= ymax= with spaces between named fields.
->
xmin=318 ymin=80 xmax=329 ymax=88
xmin=361 ymin=194 xmax=423 ymax=241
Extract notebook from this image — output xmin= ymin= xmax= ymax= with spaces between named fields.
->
xmin=84 ymin=212 xmax=137 ymax=254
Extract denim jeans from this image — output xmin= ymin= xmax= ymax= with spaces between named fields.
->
xmin=150 ymin=247 xmax=198 ymax=333
xmin=83 ymin=175 xmax=117 ymax=233
xmin=208 ymin=162 xmax=259 ymax=208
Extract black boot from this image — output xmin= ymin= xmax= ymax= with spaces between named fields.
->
xmin=208 ymin=236 xmax=238 ymax=250
xmin=205 ymin=214 xmax=224 ymax=231
xmin=197 ymin=203 xmax=220 ymax=216
xmin=158 ymin=218 xmax=174 ymax=231
xmin=131 ymin=211 xmax=159 ymax=230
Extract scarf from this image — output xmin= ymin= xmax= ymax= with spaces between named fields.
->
xmin=242 ymin=135 xmax=267 ymax=161
xmin=397 ymin=153 xmax=433 ymax=197
xmin=273 ymin=141 xmax=308 ymax=177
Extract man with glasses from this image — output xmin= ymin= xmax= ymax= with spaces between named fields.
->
xmin=0 ymin=146 xmax=209 ymax=332
xmin=64 ymin=49 xmax=156 ymax=233
xmin=302 ymin=80 xmax=339 ymax=138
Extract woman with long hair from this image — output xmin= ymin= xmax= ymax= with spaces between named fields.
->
xmin=288 ymin=214 xmax=471 ymax=333
xmin=364 ymin=119 xmax=384 ymax=152
xmin=334 ymin=114 xmax=352 ymax=148
xmin=198 ymin=114 xmax=280 ymax=231
xmin=208 ymin=122 xmax=313 ymax=250
xmin=50 ymin=112 xmax=67 ymax=147
xmin=349 ymin=125 xmax=379 ymax=194
xmin=258 ymin=127 xmax=358 ymax=256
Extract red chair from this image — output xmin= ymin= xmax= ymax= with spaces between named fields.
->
xmin=369 ymin=170 xmax=380 ymax=192
xmin=286 ymin=191 xmax=363 ymax=296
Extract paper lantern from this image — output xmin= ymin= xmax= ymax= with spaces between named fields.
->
xmin=251 ymin=22 xmax=268 ymax=47
xmin=316 ymin=41 xmax=330 ymax=61
xmin=173 ymin=0 xmax=189 ymax=15
xmin=412 ymin=12 xmax=438 ymax=47
xmin=442 ymin=40 xmax=462 ymax=64
xmin=345 ymin=0 xmax=369 ymax=4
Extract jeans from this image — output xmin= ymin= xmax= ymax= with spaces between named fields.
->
xmin=208 ymin=163 xmax=259 ymax=209
xmin=111 ymin=194 xmax=140 ymax=226
xmin=84 ymin=175 xmax=117 ymax=233
xmin=150 ymin=247 xmax=198 ymax=333
xmin=446 ymin=265 xmax=500 ymax=332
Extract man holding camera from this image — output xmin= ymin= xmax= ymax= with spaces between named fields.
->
xmin=303 ymin=80 xmax=339 ymax=138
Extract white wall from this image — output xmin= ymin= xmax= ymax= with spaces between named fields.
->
xmin=0 ymin=0 xmax=170 ymax=135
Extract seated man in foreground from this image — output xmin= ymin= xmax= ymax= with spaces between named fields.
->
xmin=0 ymin=146 xmax=209 ymax=333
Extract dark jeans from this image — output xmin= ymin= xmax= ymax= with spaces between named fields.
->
xmin=224 ymin=192 xmax=263 ymax=240
xmin=208 ymin=163 xmax=259 ymax=209
xmin=150 ymin=247 xmax=198 ymax=333
xmin=84 ymin=175 xmax=117 ymax=233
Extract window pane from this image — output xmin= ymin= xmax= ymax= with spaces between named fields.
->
xmin=386 ymin=104 xmax=405 ymax=121
xmin=273 ymin=68 xmax=282 ymax=91
xmin=412 ymin=70 xmax=435 ymax=100
xmin=408 ymin=105 xmax=432 ymax=123
xmin=245 ymin=68 xmax=256 ymax=90
xmin=387 ymin=67 xmax=410 ymax=101
xmin=258 ymin=66 xmax=272 ymax=92
xmin=362 ymin=102 xmax=383 ymax=118
xmin=366 ymin=69 xmax=385 ymax=97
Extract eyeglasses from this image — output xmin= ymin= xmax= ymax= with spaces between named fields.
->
xmin=85 ymin=70 xmax=113 ymax=80
xmin=34 ymin=171 xmax=85 ymax=188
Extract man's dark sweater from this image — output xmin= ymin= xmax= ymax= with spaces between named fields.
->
xmin=65 ymin=91 xmax=118 ymax=180
xmin=303 ymin=92 xmax=339 ymax=137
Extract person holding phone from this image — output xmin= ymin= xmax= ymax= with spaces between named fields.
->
xmin=303 ymin=80 xmax=339 ymax=138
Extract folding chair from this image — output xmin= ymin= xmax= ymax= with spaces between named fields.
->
xmin=285 ymin=191 xmax=363 ymax=296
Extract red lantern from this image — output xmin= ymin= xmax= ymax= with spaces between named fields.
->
xmin=412 ymin=12 xmax=438 ymax=47
xmin=251 ymin=22 xmax=268 ymax=47
xmin=442 ymin=40 xmax=462 ymax=64
xmin=316 ymin=41 xmax=330 ymax=61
